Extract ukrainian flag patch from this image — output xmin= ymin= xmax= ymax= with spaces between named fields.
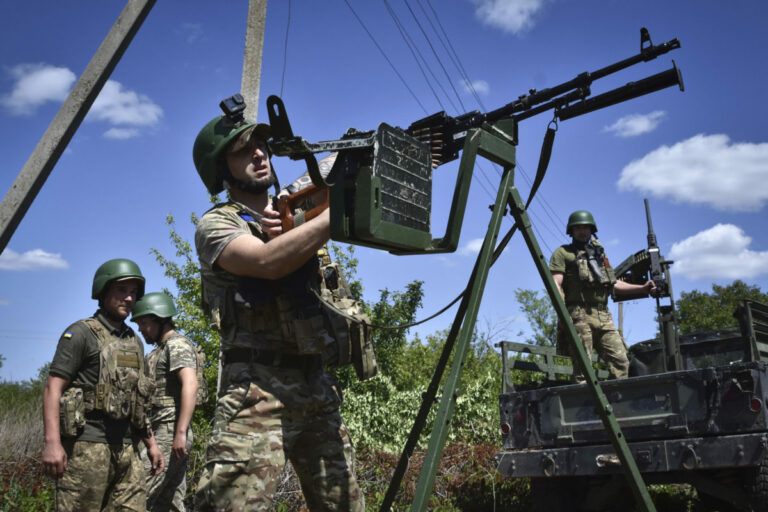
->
xmin=63 ymin=331 xmax=73 ymax=339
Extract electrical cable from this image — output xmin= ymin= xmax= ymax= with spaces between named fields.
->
xmin=402 ymin=0 xmax=466 ymax=112
xmin=381 ymin=0 xmax=445 ymax=111
xmin=343 ymin=0 xmax=429 ymax=114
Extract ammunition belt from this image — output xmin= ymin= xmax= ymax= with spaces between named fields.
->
xmin=222 ymin=348 xmax=320 ymax=371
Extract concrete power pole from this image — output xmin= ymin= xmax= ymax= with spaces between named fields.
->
xmin=241 ymin=0 xmax=268 ymax=122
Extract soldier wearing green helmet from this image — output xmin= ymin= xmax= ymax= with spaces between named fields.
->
xmin=550 ymin=211 xmax=657 ymax=380
xmin=192 ymin=95 xmax=364 ymax=511
xmin=133 ymin=292 xmax=206 ymax=512
xmin=42 ymin=258 xmax=164 ymax=512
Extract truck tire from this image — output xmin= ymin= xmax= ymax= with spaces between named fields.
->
xmin=745 ymin=457 xmax=768 ymax=512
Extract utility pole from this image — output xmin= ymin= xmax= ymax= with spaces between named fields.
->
xmin=619 ymin=302 xmax=624 ymax=335
xmin=241 ymin=0 xmax=268 ymax=122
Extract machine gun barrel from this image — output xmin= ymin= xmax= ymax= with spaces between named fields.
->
xmin=408 ymin=28 xmax=681 ymax=166
xmin=557 ymin=63 xmax=683 ymax=121
xmin=645 ymin=198 xmax=657 ymax=248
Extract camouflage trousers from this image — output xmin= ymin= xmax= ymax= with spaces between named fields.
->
xmin=55 ymin=439 xmax=145 ymax=512
xmin=195 ymin=361 xmax=364 ymax=512
xmin=558 ymin=304 xmax=629 ymax=380
xmin=142 ymin=421 xmax=193 ymax=511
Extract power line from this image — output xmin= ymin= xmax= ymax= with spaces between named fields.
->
xmin=381 ymin=0 xmax=446 ymax=111
xmin=417 ymin=0 xmax=486 ymax=111
xmin=343 ymin=0 xmax=429 ymax=114
xmin=402 ymin=0 xmax=466 ymax=113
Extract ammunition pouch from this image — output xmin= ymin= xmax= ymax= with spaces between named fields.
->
xmin=59 ymin=387 xmax=85 ymax=438
xmin=320 ymin=290 xmax=378 ymax=381
xmin=130 ymin=373 xmax=154 ymax=432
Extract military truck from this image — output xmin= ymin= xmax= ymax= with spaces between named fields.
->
xmin=494 ymin=204 xmax=768 ymax=512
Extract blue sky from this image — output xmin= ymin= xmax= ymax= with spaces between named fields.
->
xmin=1 ymin=1 xmax=767 ymax=381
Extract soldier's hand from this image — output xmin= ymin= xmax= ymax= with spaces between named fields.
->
xmin=262 ymin=201 xmax=283 ymax=240
xmin=147 ymin=444 xmax=165 ymax=475
xmin=645 ymin=280 xmax=658 ymax=298
xmin=171 ymin=431 xmax=188 ymax=460
xmin=42 ymin=441 xmax=67 ymax=479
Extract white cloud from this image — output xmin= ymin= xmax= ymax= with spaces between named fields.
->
xmin=617 ymin=134 xmax=768 ymax=212
xmin=0 ymin=249 xmax=69 ymax=271
xmin=461 ymin=79 xmax=489 ymax=95
xmin=89 ymin=80 xmax=162 ymax=127
xmin=179 ymin=23 xmax=204 ymax=44
xmin=0 ymin=299 xmax=10 ymax=306
xmin=1 ymin=63 xmax=75 ymax=115
xmin=604 ymin=111 xmax=665 ymax=137
xmin=470 ymin=0 xmax=549 ymax=35
xmin=668 ymin=224 xmax=768 ymax=280
xmin=1 ymin=63 xmax=162 ymax=138
xmin=103 ymin=127 xmax=141 ymax=140
xmin=459 ymin=238 xmax=485 ymax=256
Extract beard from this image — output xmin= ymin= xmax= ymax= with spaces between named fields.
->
xmin=223 ymin=165 xmax=277 ymax=195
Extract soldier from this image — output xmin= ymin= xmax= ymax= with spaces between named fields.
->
xmin=550 ymin=211 xmax=656 ymax=380
xmin=191 ymin=104 xmax=364 ymax=511
xmin=42 ymin=258 xmax=164 ymax=511
xmin=133 ymin=292 xmax=204 ymax=512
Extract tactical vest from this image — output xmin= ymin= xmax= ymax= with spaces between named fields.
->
xmin=145 ymin=333 xmax=208 ymax=409
xmin=563 ymin=239 xmax=617 ymax=307
xmin=202 ymin=202 xmax=326 ymax=355
xmin=61 ymin=318 xmax=153 ymax=436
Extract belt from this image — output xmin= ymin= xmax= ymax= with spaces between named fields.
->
xmin=222 ymin=348 xmax=320 ymax=370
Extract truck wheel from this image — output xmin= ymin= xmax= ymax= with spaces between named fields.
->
xmin=745 ymin=457 xmax=768 ymax=512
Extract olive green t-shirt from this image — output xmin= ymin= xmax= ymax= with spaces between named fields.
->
xmin=49 ymin=312 xmax=138 ymax=444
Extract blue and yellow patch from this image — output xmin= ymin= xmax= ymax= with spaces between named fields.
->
xmin=63 ymin=331 xmax=73 ymax=339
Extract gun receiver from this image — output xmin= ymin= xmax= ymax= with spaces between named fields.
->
xmin=267 ymin=27 xmax=683 ymax=253
xmin=409 ymin=27 xmax=682 ymax=167
xmin=613 ymin=199 xmax=672 ymax=302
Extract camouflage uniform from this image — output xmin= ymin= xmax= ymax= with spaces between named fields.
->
xmin=194 ymin=200 xmax=364 ymax=512
xmin=143 ymin=333 xmax=198 ymax=512
xmin=550 ymin=240 xmax=629 ymax=379
xmin=49 ymin=312 xmax=148 ymax=512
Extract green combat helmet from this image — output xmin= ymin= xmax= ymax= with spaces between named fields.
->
xmin=566 ymin=210 xmax=598 ymax=235
xmin=132 ymin=292 xmax=178 ymax=321
xmin=192 ymin=94 xmax=271 ymax=195
xmin=91 ymin=258 xmax=145 ymax=300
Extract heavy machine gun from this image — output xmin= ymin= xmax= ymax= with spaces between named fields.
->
xmin=613 ymin=198 xmax=673 ymax=301
xmin=263 ymin=28 xmax=684 ymax=512
xmin=266 ymin=27 xmax=683 ymax=256
xmin=613 ymin=198 xmax=682 ymax=371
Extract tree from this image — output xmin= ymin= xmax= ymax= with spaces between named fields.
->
xmin=676 ymin=280 xmax=768 ymax=334
xmin=0 ymin=353 xmax=5 ymax=370
xmin=514 ymin=288 xmax=557 ymax=346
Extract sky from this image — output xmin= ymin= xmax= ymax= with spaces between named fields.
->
xmin=1 ymin=0 xmax=767 ymax=381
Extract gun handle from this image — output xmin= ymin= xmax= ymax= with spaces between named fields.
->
xmin=277 ymin=185 xmax=329 ymax=232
